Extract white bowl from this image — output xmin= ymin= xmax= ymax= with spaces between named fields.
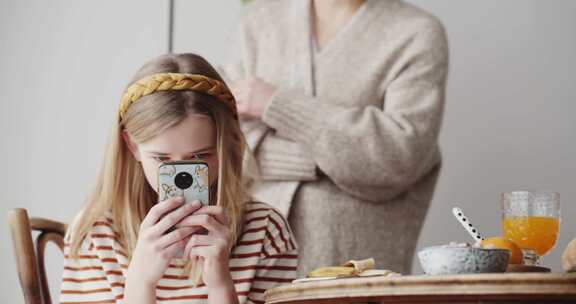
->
xmin=418 ymin=245 xmax=510 ymax=275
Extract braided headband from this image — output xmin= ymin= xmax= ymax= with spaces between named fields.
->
xmin=119 ymin=73 xmax=237 ymax=121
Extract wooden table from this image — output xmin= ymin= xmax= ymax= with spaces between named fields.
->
xmin=265 ymin=273 xmax=576 ymax=303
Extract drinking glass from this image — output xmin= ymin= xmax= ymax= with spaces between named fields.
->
xmin=501 ymin=191 xmax=560 ymax=265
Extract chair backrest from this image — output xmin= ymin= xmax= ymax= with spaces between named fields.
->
xmin=8 ymin=208 xmax=67 ymax=304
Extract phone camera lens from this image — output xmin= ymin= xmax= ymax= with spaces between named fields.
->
xmin=174 ymin=172 xmax=194 ymax=189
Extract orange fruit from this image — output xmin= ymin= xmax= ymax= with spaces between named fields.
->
xmin=480 ymin=237 xmax=524 ymax=265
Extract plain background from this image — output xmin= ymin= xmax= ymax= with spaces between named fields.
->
xmin=1 ymin=0 xmax=574 ymax=302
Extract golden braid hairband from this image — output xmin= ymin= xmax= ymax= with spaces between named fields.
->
xmin=119 ymin=73 xmax=237 ymax=121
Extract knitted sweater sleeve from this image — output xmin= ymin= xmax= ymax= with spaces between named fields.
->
xmin=260 ymin=23 xmax=449 ymax=202
xmin=218 ymin=8 xmax=319 ymax=183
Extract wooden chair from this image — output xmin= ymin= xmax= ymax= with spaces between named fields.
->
xmin=8 ymin=208 xmax=68 ymax=304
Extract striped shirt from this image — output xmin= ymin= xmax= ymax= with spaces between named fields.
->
xmin=59 ymin=202 xmax=298 ymax=304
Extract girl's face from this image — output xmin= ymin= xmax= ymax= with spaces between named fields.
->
xmin=124 ymin=113 xmax=219 ymax=193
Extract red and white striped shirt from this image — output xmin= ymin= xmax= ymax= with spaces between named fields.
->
xmin=59 ymin=202 xmax=298 ymax=304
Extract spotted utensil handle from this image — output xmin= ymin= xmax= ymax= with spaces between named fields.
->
xmin=452 ymin=207 xmax=485 ymax=241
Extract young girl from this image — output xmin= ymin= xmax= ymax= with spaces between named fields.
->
xmin=60 ymin=53 xmax=298 ymax=304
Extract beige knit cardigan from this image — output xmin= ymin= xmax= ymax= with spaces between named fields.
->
xmin=221 ymin=0 xmax=448 ymax=275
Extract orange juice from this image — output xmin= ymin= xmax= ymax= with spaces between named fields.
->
xmin=502 ymin=216 xmax=559 ymax=256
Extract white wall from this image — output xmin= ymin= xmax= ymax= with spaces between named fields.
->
xmin=2 ymin=0 xmax=575 ymax=302
xmin=172 ymin=0 xmax=243 ymax=64
xmin=173 ymin=0 xmax=576 ymax=273
xmin=0 ymin=0 xmax=168 ymax=302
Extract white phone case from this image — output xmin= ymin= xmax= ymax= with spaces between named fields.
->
xmin=158 ymin=161 xmax=210 ymax=206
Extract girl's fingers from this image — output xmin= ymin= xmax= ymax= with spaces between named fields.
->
xmin=183 ymin=234 xmax=226 ymax=259
xmin=176 ymin=214 xmax=228 ymax=237
xmin=157 ymin=226 xmax=197 ymax=249
xmin=152 ymin=200 xmax=202 ymax=236
xmin=183 ymin=234 xmax=212 ymax=258
xmin=140 ymin=197 xmax=184 ymax=230
xmin=180 ymin=206 xmax=229 ymax=226
xmin=187 ymin=245 xmax=219 ymax=260
xmin=174 ymin=222 xmax=204 ymax=232
xmin=162 ymin=236 xmax=189 ymax=259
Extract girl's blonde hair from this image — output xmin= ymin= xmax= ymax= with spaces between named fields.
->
xmin=69 ymin=53 xmax=252 ymax=281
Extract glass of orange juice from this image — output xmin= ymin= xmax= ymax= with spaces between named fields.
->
xmin=501 ymin=191 xmax=560 ymax=265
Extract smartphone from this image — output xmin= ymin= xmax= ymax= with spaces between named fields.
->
xmin=158 ymin=160 xmax=210 ymax=206
xmin=158 ymin=161 xmax=210 ymax=255
xmin=158 ymin=161 xmax=210 ymax=245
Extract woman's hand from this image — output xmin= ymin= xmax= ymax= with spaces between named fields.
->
xmin=230 ymin=77 xmax=277 ymax=120
xmin=127 ymin=197 xmax=202 ymax=286
xmin=180 ymin=205 xmax=233 ymax=288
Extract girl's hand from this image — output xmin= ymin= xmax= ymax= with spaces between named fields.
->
xmin=180 ymin=205 xmax=233 ymax=288
xmin=127 ymin=197 xmax=202 ymax=286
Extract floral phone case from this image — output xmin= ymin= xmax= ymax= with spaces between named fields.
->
xmin=158 ymin=161 xmax=210 ymax=206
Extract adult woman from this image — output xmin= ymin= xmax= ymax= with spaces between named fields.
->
xmin=222 ymin=0 xmax=448 ymax=275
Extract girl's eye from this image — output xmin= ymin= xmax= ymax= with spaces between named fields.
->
xmin=153 ymin=156 xmax=170 ymax=162
xmin=190 ymin=153 xmax=209 ymax=160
